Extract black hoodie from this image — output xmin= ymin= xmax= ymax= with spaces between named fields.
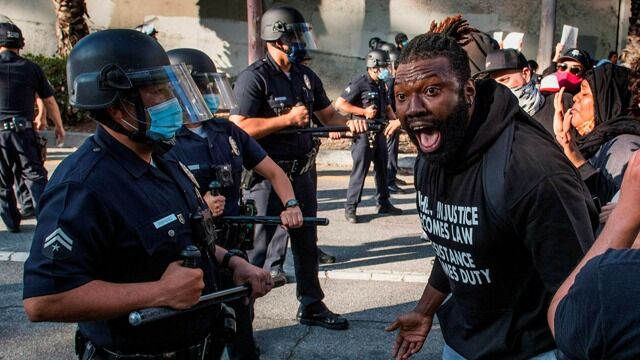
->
xmin=416 ymin=80 xmax=595 ymax=359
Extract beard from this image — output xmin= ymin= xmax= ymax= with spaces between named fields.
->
xmin=403 ymin=97 xmax=470 ymax=165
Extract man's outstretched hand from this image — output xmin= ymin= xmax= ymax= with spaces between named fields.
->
xmin=385 ymin=310 xmax=433 ymax=360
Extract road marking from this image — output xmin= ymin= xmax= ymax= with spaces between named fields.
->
xmin=3 ymin=250 xmax=432 ymax=284
xmin=0 ymin=251 xmax=29 ymax=262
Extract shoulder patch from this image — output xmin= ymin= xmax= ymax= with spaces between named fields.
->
xmin=42 ymin=228 xmax=74 ymax=260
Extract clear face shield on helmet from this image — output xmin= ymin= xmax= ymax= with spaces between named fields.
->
xmin=280 ymin=23 xmax=318 ymax=63
xmin=115 ymin=63 xmax=212 ymax=141
xmin=192 ymin=71 xmax=238 ymax=114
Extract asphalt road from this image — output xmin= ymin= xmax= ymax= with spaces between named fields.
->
xmin=0 ymin=141 xmax=443 ymax=360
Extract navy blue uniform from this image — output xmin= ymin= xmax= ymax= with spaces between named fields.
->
xmin=23 ymin=127 xmax=220 ymax=355
xmin=165 ymin=119 xmax=266 ymax=360
xmin=166 ymin=120 xmax=267 ymax=216
xmin=231 ymin=53 xmax=330 ymax=308
xmin=340 ymin=72 xmax=391 ymax=211
xmin=0 ymin=50 xmax=52 ymax=230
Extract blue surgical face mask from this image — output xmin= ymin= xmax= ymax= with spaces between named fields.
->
xmin=203 ymin=93 xmax=220 ymax=113
xmin=378 ymin=68 xmax=391 ymax=81
xmin=402 ymin=40 xmax=408 ymax=48
xmin=146 ymin=97 xmax=183 ymax=141
xmin=288 ymin=44 xmax=307 ymax=64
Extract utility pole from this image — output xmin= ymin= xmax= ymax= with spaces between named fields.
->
xmin=537 ymin=0 xmax=556 ymax=71
xmin=247 ymin=0 xmax=264 ymax=64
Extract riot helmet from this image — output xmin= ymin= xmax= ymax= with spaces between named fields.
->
xmin=367 ymin=49 xmax=390 ymax=68
xmin=366 ymin=49 xmax=391 ymax=81
xmin=67 ymin=29 xmax=211 ymax=148
xmin=0 ymin=22 xmax=24 ymax=49
xmin=388 ymin=49 xmax=400 ymax=75
xmin=167 ymin=48 xmax=237 ymax=114
xmin=395 ymin=33 xmax=408 ymax=49
xmin=379 ymin=42 xmax=395 ymax=53
xmin=260 ymin=6 xmax=317 ymax=63
xmin=368 ymin=37 xmax=382 ymax=50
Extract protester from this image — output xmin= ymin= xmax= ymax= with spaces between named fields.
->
xmin=528 ymin=59 xmax=542 ymax=85
xmin=543 ymin=46 xmax=592 ymax=95
xmin=481 ymin=48 xmax=572 ymax=134
xmin=554 ymin=63 xmax=640 ymax=203
xmin=385 ymin=19 xmax=594 ymax=360
xmin=549 ymin=150 xmax=640 ymax=360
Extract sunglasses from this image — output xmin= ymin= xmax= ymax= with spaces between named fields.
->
xmin=556 ymin=63 xmax=583 ymax=76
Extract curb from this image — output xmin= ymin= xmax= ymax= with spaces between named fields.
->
xmin=39 ymin=130 xmax=417 ymax=173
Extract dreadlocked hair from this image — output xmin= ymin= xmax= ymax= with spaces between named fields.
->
xmin=428 ymin=15 xmax=477 ymax=47
xmin=399 ymin=16 xmax=473 ymax=87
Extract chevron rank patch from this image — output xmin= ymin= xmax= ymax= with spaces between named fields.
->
xmin=42 ymin=228 xmax=74 ymax=260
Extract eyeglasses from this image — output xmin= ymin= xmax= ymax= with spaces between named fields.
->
xmin=557 ymin=63 xmax=583 ymax=76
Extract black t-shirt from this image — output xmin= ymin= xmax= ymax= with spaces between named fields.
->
xmin=340 ymin=71 xmax=388 ymax=120
xmin=231 ymin=53 xmax=331 ymax=160
xmin=555 ymin=249 xmax=640 ymax=360
xmin=0 ymin=50 xmax=54 ymax=119
xmin=416 ymin=79 xmax=594 ymax=359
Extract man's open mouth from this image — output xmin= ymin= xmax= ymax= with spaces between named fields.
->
xmin=411 ymin=124 xmax=442 ymax=153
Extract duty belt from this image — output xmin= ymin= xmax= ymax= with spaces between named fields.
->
xmin=0 ymin=116 xmax=32 ymax=132
xmin=82 ymin=334 xmax=211 ymax=360
xmin=274 ymin=139 xmax=321 ymax=179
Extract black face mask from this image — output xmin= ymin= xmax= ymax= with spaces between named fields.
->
xmin=404 ymin=96 xmax=470 ymax=165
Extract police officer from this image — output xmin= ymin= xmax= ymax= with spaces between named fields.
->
xmin=0 ymin=21 xmax=65 ymax=232
xmin=166 ymin=48 xmax=303 ymax=359
xmin=335 ymin=49 xmax=403 ymax=223
xmin=22 ymin=29 xmax=273 ymax=360
xmin=230 ymin=6 xmax=367 ymax=330
xmin=394 ymin=33 xmax=408 ymax=50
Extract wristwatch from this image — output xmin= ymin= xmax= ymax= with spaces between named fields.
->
xmin=222 ymin=249 xmax=248 ymax=269
xmin=285 ymin=199 xmax=300 ymax=208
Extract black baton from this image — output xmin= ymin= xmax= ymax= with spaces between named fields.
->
xmin=220 ymin=215 xmax=329 ymax=226
xmin=129 ymin=276 xmax=287 ymax=326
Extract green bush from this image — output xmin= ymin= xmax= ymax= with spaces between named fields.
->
xmin=23 ymin=53 xmax=89 ymax=126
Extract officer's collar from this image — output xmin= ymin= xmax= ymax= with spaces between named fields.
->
xmin=176 ymin=120 xmax=224 ymax=137
xmin=265 ymin=52 xmax=299 ymax=76
xmin=93 ymin=126 xmax=155 ymax=179
xmin=366 ymin=70 xmax=379 ymax=84
xmin=0 ymin=50 xmax=19 ymax=62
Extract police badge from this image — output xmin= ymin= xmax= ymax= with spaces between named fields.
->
xmin=303 ymin=74 xmax=311 ymax=90
xmin=229 ymin=136 xmax=240 ymax=157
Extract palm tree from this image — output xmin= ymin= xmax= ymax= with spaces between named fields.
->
xmin=52 ymin=0 xmax=89 ymax=57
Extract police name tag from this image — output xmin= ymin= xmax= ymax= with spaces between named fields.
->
xmin=153 ymin=214 xmax=177 ymax=229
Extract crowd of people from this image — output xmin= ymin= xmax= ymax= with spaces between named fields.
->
xmin=0 ymin=5 xmax=638 ymax=360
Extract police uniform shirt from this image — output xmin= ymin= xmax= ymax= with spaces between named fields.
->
xmin=231 ymin=53 xmax=331 ymax=160
xmin=0 ymin=50 xmax=54 ymax=119
xmin=23 ymin=126 xmax=218 ymax=354
xmin=340 ymin=71 xmax=388 ymax=119
xmin=166 ymin=119 xmax=267 ymax=215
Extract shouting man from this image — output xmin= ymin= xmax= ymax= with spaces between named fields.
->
xmin=385 ymin=30 xmax=596 ymax=359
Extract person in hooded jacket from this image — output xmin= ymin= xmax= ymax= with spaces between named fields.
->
xmin=554 ymin=63 xmax=640 ymax=204
xmin=384 ymin=28 xmax=595 ymax=360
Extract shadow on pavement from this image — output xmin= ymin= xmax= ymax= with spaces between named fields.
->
xmin=316 ymin=235 xmax=434 ymax=272
xmin=253 ymin=301 xmax=444 ymax=360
